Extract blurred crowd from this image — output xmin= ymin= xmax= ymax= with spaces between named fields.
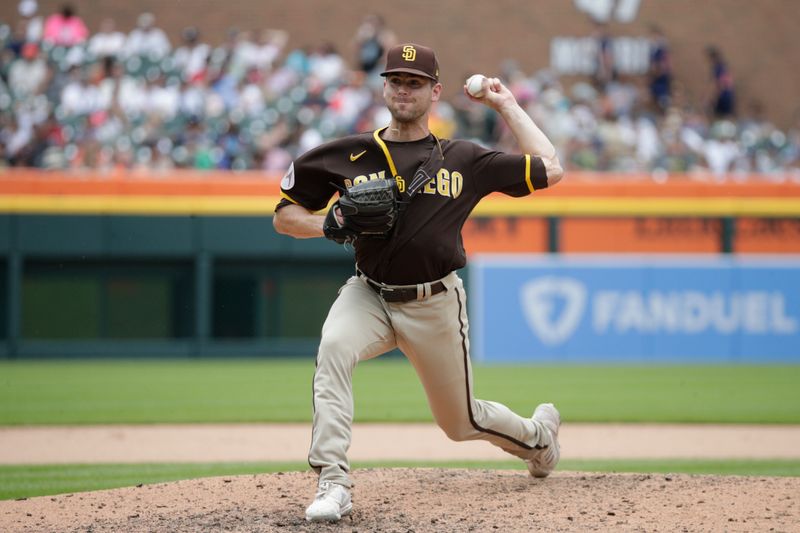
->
xmin=1 ymin=3 xmax=799 ymax=180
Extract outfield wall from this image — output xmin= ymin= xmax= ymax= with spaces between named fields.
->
xmin=0 ymin=170 xmax=798 ymax=359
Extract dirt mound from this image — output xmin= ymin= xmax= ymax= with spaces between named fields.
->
xmin=2 ymin=468 xmax=797 ymax=532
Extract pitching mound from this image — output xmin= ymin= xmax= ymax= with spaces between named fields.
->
xmin=2 ymin=468 xmax=797 ymax=532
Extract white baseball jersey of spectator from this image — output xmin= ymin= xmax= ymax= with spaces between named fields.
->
xmin=61 ymin=78 xmax=103 ymax=116
xmin=89 ymin=20 xmax=126 ymax=59
xmin=173 ymin=43 xmax=210 ymax=80
xmin=309 ymin=48 xmax=346 ymax=87
xmin=147 ymin=80 xmax=180 ymax=119
xmin=179 ymin=82 xmax=207 ymax=117
xmin=8 ymin=54 xmax=47 ymax=100
xmin=250 ymin=30 xmax=287 ymax=71
xmin=3 ymin=120 xmax=33 ymax=160
xmin=238 ymin=82 xmax=265 ymax=116
xmin=117 ymin=77 xmax=148 ymax=118
xmin=125 ymin=19 xmax=171 ymax=60
xmin=18 ymin=0 xmax=43 ymax=41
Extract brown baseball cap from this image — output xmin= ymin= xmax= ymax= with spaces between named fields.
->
xmin=381 ymin=43 xmax=439 ymax=81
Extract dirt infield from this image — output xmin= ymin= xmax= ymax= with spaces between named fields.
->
xmin=1 ymin=423 xmax=799 ymax=531
xmin=3 ymin=423 xmax=800 ymax=464
xmin=2 ymin=468 xmax=798 ymax=532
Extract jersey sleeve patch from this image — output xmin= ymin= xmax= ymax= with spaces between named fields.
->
xmin=280 ymin=163 xmax=295 ymax=190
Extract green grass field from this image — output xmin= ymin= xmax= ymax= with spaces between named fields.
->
xmin=2 ymin=359 xmax=799 ymax=424
xmin=1 ymin=359 xmax=799 ymax=500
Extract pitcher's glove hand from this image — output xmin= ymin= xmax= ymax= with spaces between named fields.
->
xmin=323 ymin=179 xmax=399 ymax=244
xmin=323 ymin=205 xmax=357 ymax=245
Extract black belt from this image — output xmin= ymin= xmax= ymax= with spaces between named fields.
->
xmin=357 ymin=269 xmax=447 ymax=303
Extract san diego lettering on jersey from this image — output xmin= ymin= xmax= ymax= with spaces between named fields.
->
xmin=344 ymin=169 xmax=463 ymax=199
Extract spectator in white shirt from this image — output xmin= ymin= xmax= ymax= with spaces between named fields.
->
xmin=8 ymin=43 xmax=48 ymax=101
xmin=60 ymin=66 xmax=101 ymax=116
xmin=178 ymin=78 xmax=207 ymax=118
xmin=116 ymin=74 xmax=148 ymax=118
xmin=18 ymin=0 xmax=43 ymax=42
xmin=124 ymin=12 xmax=171 ymax=61
xmin=89 ymin=18 xmax=126 ymax=60
xmin=252 ymin=29 xmax=288 ymax=71
xmin=58 ymin=69 xmax=83 ymax=116
xmin=3 ymin=114 xmax=34 ymax=163
xmin=237 ymin=68 xmax=266 ymax=116
xmin=173 ymin=27 xmax=210 ymax=82
xmin=229 ymin=30 xmax=258 ymax=79
xmin=308 ymin=42 xmax=345 ymax=87
xmin=146 ymin=75 xmax=180 ymax=120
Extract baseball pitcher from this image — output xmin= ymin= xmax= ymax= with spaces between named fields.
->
xmin=273 ymin=43 xmax=564 ymax=523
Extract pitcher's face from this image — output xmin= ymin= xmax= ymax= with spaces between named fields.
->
xmin=383 ymin=73 xmax=441 ymax=123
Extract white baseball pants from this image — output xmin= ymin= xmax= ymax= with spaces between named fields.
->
xmin=308 ymin=271 xmax=548 ymax=488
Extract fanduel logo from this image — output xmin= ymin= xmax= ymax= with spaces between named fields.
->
xmin=520 ymin=277 xmax=799 ymax=345
xmin=593 ymin=291 xmax=798 ymax=335
xmin=521 ymin=277 xmax=587 ymax=346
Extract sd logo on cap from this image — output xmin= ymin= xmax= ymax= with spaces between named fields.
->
xmin=381 ymin=43 xmax=439 ymax=81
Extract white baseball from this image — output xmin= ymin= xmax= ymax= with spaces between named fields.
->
xmin=466 ymin=74 xmax=486 ymax=98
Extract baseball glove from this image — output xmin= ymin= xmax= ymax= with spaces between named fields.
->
xmin=323 ymin=179 xmax=399 ymax=244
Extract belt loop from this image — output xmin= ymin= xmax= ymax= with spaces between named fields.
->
xmin=418 ymin=282 xmax=432 ymax=301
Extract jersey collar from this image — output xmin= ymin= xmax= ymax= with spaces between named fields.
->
xmin=372 ymin=127 xmax=440 ymax=179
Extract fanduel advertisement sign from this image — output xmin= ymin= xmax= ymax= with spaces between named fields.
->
xmin=470 ymin=256 xmax=800 ymax=363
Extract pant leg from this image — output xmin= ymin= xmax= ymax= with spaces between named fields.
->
xmin=309 ymin=276 xmax=396 ymax=488
xmin=391 ymin=273 xmax=548 ymax=458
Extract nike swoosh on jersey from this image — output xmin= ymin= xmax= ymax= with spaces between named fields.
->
xmin=350 ymin=150 xmax=367 ymax=162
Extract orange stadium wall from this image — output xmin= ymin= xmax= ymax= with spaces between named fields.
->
xmin=463 ymin=217 xmax=800 ymax=254
xmin=1 ymin=0 xmax=799 ymax=128
xmin=1 ymin=170 xmax=799 ymax=254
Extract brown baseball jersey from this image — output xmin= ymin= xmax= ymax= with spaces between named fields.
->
xmin=277 ymin=127 xmax=548 ymax=285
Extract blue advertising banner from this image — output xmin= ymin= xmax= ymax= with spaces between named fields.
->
xmin=470 ymin=256 xmax=800 ymax=363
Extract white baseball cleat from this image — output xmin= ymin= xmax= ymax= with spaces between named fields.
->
xmin=525 ymin=403 xmax=561 ymax=478
xmin=305 ymin=481 xmax=352 ymax=522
